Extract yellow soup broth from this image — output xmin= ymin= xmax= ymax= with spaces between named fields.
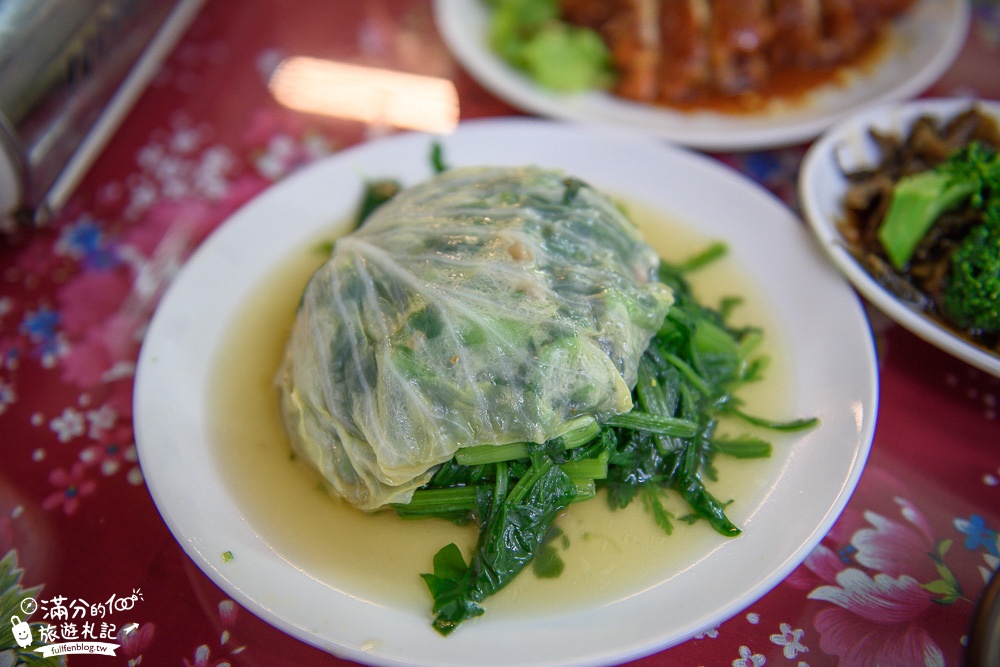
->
xmin=209 ymin=204 xmax=793 ymax=620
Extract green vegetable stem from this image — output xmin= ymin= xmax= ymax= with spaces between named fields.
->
xmin=400 ymin=243 xmax=818 ymax=635
xmin=877 ymin=169 xmax=975 ymax=270
xmin=310 ymin=151 xmax=819 ymax=635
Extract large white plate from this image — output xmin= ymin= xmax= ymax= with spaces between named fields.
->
xmin=134 ymin=118 xmax=878 ymax=667
xmin=800 ymin=97 xmax=1000 ymax=378
xmin=433 ymin=0 xmax=969 ymax=151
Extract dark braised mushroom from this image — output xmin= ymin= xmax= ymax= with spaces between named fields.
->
xmin=838 ymin=106 xmax=1000 ymax=355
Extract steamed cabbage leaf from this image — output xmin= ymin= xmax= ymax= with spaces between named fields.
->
xmin=277 ymin=166 xmax=673 ymax=510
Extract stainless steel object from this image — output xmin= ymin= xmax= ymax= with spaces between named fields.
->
xmin=0 ymin=0 xmax=204 ymax=232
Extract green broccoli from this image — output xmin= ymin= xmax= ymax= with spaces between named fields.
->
xmin=488 ymin=0 xmax=613 ymax=92
xmin=878 ymin=141 xmax=1000 ymax=269
xmin=875 ymin=139 xmax=1000 ymax=335
xmin=942 ymin=206 xmax=1000 ymax=335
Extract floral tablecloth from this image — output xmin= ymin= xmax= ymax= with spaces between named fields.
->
xmin=1 ymin=1 xmax=999 ymax=666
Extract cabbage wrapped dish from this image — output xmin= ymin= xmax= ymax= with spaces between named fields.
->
xmin=278 ymin=166 xmax=673 ymax=511
xmin=277 ymin=162 xmax=816 ymax=636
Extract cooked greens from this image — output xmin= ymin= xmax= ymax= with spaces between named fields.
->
xmin=278 ymin=162 xmax=815 ymax=636
xmin=878 ymin=141 xmax=1000 ymax=271
xmin=409 ymin=245 xmax=816 ymax=635
xmin=278 ymin=166 xmax=673 ymax=510
xmin=840 ymin=107 xmax=1000 ymax=349
xmin=488 ymin=0 xmax=612 ymax=92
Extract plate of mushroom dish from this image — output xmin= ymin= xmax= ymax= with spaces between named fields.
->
xmin=800 ymin=97 xmax=1000 ymax=377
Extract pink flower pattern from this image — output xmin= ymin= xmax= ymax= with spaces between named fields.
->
xmin=79 ymin=424 xmax=139 ymax=479
xmin=119 ymin=621 xmax=156 ymax=665
xmin=41 ymin=463 xmax=97 ymax=515
xmin=799 ymin=499 xmax=957 ymax=666
xmin=182 ymin=599 xmax=245 ymax=667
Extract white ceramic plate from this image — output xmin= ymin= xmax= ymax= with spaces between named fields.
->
xmin=800 ymin=97 xmax=1000 ymax=377
xmin=134 ymin=118 xmax=878 ymax=667
xmin=433 ymin=0 xmax=969 ymax=151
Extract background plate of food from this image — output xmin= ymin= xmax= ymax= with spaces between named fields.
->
xmin=800 ymin=97 xmax=1000 ymax=377
xmin=434 ymin=0 xmax=969 ymax=151
xmin=134 ymin=118 xmax=877 ymax=666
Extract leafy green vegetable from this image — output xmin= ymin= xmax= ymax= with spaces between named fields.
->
xmin=398 ymin=243 xmax=818 ymax=635
xmin=942 ymin=205 xmax=1000 ymax=334
xmin=531 ymin=537 xmax=566 ymax=578
xmin=430 ymin=141 xmax=448 ymax=174
xmin=488 ymin=0 xmax=558 ymax=57
xmin=293 ymin=151 xmax=817 ymax=635
xmin=877 ymin=170 xmax=975 ymax=269
xmin=419 ymin=447 xmax=578 ymax=635
xmin=279 ymin=166 xmax=672 ymax=510
xmin=355 ymin=179 xmax=401 ymax=227
xmin=878 ymin=141 xmax=1000 ymax=269
xmin=875 ymin=139 xmax=1000 ymax=333
xmin=488 ymin=0 xmax=612 ymax=92
xmin=519 ymin=23 xmax=612 ymax=91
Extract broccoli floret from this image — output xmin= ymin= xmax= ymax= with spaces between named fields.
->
xmin=878 ymin=142 xmax=1000 ymax=269
xmin=942 ymin=207 xmax=1000 ymax=335
xmin=874 ymin=139 xmax=1000 ymax=333
xmin=489 ymin=0 xmax=612 ymax=92
xmin=519 ymin=22 xmax=612 ymax=91
xmin=877 ymin=170 xmax=975 ymax=269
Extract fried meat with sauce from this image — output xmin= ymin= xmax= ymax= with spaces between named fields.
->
xmin=560 ymin=0 xmax=916 ymax=104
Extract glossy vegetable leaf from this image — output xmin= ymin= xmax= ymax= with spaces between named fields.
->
xmin=423 ymin=451 xmax=578 ymax=635
xmin=408 ymin=244 xmax=819 ymax=635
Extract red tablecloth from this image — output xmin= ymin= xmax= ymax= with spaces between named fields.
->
xmin=2 ymin=2 xmax=999 ymax=665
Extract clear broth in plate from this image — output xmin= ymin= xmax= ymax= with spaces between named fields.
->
xmin=208 ymin=204 xmax=793 ymax=620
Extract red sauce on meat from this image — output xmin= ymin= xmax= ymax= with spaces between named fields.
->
xmin=668 ymin=30 xmax=889 ymax=114
xmin=559 ymin=0 xmax=911 ymax=115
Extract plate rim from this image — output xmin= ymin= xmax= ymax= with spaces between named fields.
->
xmin=432 ymin=0 xmax=970 ymax=151
xmin=799 ymin=95 xmax=1000 ymax=378
xmin=134 ymin=117 xmax=879 ymax=666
